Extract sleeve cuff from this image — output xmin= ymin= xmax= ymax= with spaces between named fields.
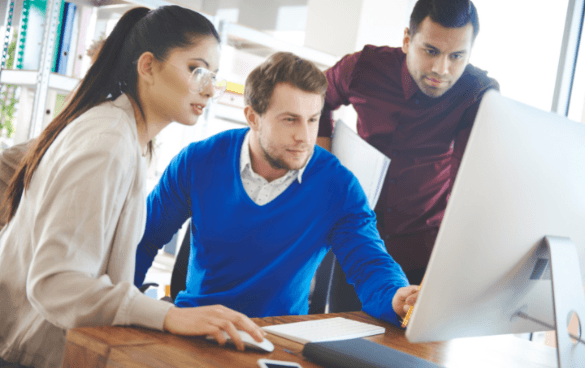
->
xmin=362 ymin=285 xmax=406 ymax=329
xmin=127 ymin=290 xmax=174 ymax=331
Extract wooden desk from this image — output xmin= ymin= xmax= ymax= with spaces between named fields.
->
xmin=62 ymin=312 xmax=557 ymax=368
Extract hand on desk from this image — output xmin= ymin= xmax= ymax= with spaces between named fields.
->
xmin=163 ymin=305 xmax=265 ymax=351
xmin=392 ymin=285 xmax=419 ymax=319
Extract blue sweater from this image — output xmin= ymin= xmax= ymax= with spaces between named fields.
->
xmin=135 ymin=128 xmax=409 ymax=326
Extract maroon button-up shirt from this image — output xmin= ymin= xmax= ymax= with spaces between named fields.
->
xmin=319 ymin=45 xmax=499 ymax=271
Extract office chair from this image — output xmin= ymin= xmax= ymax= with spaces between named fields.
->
xmin=325 ymin=255 xmax=362 ymax=313
xmin=170 ymin=220 xmax=191 ymax=302
xmin=308 ymin=249 xmax=362 ymax=314
xmin=308 ymin=250 xmax=335 ymax=314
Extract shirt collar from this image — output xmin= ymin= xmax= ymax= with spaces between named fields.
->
xmin=401 ymin=58 xmax=419 ymax=101
xmin=240 ymin=131 xmax=307 ymax=184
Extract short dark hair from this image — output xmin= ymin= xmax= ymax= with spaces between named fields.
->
xmin=409 ymin=0 xmax=479 ymax=40
xmin=245 ymin=52 xmax=328 ymax=115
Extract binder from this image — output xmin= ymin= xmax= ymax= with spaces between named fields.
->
xmin=55 ymin=2 xmax=77 ymax=74
xmin=302 ymin=338 xmax=443 ymax=368
xmin=16 ymin=0 xmax=45 ymax=70
xmin=64 ymin=5 xmax=81 ymax=77
xmin=16 ymin=0 xmax=65 ymax=71
xmin=71 ymin=6 xmax=93 ymax=78
xmin=15 ymin=0 xmax=29 ymax=69
xmin=50 ymin=0 xmax=65 ymax=72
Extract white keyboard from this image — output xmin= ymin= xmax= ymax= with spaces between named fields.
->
xmin=261 ymin=317 xmax=385 ymax=344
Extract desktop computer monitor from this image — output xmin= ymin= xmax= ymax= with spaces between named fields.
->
xmin=405 ymin=90 xmax=585 ymax=345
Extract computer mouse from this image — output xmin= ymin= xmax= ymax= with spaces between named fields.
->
xmin=206 ymin=330 xmax=275 ymax=353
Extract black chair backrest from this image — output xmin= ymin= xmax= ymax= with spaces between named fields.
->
xmin=309 ymin=249 xmax=336 ymax=314
xmin=309 ymin=249 xmax=362 ymax=314
xmin=326 ymin=254 xmax=362 ymax=313
xmin=170 ymin=220 xmax=191 ymax=302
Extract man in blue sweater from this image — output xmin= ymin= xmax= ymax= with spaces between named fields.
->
xmin=135 ymin=52 xmax=419 ymax=327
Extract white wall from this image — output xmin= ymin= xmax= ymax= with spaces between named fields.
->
xmin=304 ymin=0 xmax=363 ymax=57
xmin=239 ymin=0 xmax=280 ymax=30
xmin=354 ymin=0 xmax=415 ymax=51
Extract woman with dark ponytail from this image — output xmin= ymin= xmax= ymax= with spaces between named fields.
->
xmin=0 ymin=6 xmax=263 ymax=368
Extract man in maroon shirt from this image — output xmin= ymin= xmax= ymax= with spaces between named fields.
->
xmin=317 ymin=0 xmax=499 ymax=284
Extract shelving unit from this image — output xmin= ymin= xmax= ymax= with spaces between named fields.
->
xmin=0 ymin=69 xmax=78 ymax=91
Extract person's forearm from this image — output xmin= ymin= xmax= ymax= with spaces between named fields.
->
xmin=28 ymin=270 xmax=171 ymax=330
xmin=134 ymin=239 xmax=163 ymax=287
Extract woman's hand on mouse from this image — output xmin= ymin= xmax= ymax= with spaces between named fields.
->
xmin=163 ymin=304 xmax=265 ymax=351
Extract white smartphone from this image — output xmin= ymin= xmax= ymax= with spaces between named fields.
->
xmin=257 ymin=358 xmax=303 ymax=368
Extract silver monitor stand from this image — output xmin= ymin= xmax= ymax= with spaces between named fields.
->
xmin=514 ymin=236 xmax=585 ymax=367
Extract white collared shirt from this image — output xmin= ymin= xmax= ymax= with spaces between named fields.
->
xmin=240 ymin=131 xmax=309 ymax=205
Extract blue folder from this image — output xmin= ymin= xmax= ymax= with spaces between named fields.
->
xmin=55 ymin=2 xmax=76 ymax=75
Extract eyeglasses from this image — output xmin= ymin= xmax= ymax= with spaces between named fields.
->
xmin=188 ymin=67 xmax=227 ymax=101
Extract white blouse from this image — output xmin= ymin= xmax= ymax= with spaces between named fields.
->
xmin=0 ymin=95 xmax=172 ymax=368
